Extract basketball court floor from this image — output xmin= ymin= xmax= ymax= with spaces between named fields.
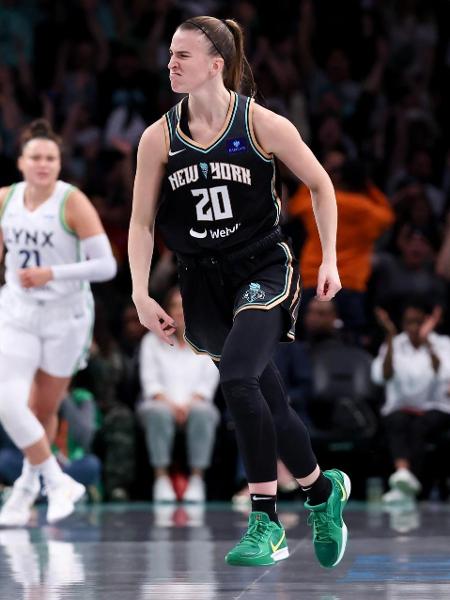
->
xmin=0 ymin=500 xmax=449 ymax=599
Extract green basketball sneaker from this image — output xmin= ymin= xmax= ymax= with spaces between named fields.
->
xmin=305 ymin=469 xmax=351 ymax=569
xmin=225 ymin=512 xmax=289 ymax=567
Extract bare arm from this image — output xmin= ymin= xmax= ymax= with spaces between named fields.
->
xmin=382 ymin=335 xmax=395 ymax=380
xmin=129 ymin=119 xmax=167 ymax=300
xmin=0 ymin=187 xmax=12 ymax=262
xmin=252 ymin=103 xmax=341 ymax=300
xmin=65 ymin=188 xmax=107 ymax=238
xmin=374 ymin=308 xmax=397 ymax=380
xmin=436 ymin=214 xmax=450 ymax=280
xmin=128 ymin=119 xmax=176 ymax=344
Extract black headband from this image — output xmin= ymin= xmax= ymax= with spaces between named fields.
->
xmin=184 ymin=20 xmax=230 ymax=61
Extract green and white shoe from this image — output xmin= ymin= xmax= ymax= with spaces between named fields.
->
xmin=225 ymin=511 xmax=289 ymax=567
xmin=305 ymin=469 xmax=351 ymax=569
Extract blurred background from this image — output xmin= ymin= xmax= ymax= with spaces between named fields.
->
xmin=0 ymin=0 xmax=449 ymax=506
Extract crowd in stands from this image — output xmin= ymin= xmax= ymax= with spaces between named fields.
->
xmin=1 ymin=0 xmax=450 ymax=504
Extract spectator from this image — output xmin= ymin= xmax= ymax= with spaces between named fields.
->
xmin=138 ymin=287 xmax=219 ymax=503
xmin=77 ymin=303 xmax=137 ymax=501
xmin=372 ymin=302 xmax=450 ymax=502
xmin=289 ymin=153 xmax=394 ymax=334
xmin=117 ymin=303 xmax=147 ymax=409
xmin=372 ymin=223 xmax=447 ymax=319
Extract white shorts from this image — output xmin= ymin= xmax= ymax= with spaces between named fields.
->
xmin=0 ymin=285 xmax=95 ymax=378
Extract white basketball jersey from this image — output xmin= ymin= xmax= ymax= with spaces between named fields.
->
xmin=0 ymin=180 xmax=90 ymax=301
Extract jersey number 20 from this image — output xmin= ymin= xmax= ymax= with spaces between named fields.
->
xmin=192 ymin=185 xmax=233 ymax=222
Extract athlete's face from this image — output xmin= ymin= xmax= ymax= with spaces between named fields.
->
xmin=18 ymin=139 xmax=61 ymax=188
xmin=168 ymin=28 xmax=223 ymax=93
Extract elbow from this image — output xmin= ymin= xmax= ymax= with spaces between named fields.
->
xmin=95 ymin=256 xmax=118 ymax=282
xmin=104 ymin=256 xmax=118 ymax=281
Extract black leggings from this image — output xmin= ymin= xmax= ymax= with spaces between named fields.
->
xmin=218 ymin=308 xmax=317 ymax=483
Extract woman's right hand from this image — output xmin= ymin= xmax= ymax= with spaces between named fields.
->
xmin=133 ymin=295 xmax=176 ymax=345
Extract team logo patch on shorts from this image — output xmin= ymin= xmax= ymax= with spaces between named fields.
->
xmin=243 ymin=282 xmax=266 ymax=303
xmin=227 ymin=137 xmax=248 ymax=154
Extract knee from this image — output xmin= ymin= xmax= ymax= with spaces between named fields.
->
xmin=139 ymin=401 xmax=173 ymax=426
xmin=220 ymin=376 xmax=260 ymax=417
xmin=220 ymin=375 xmax=259 ymax=399
xmin=188 ymin=403 xmax=219 ymax=427
xmin=32 ymin=406 xmax=55 ymax=426
xmin=0 ymin=381 xmax=24 ymax=424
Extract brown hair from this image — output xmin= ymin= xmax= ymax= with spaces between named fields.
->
xmin=20 ymin=119 xmax=61 ymax=153
xmin=179 ymin=16 xmax=256 ymax=97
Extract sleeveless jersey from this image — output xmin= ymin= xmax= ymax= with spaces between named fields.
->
xmin=156 ymin=92 xmax=282 ymax=255
xmin=0 ymin=180 xmax=89 ymax=301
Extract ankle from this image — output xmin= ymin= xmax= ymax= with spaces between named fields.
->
xmin=301 ymin=471 xmax=332 ymax=506
xmin=250 ymin=494 xmax=280 ymax=525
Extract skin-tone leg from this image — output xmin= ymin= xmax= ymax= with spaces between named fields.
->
xmin=248 ymin=481 xmax=278 ymax=495
xmin=395 ymin=459 xmax=410 ymax=470
xmin=296 ymin=464 xmax=320 ymax=488
xmin=28 ymin=370 xmax=71 ymax=443
xmin=241 ymin=465 xmax=322 ymax=496
xmin=23 ymin=435 xmax=53 ymax=465
xmin=155 ymin=468 xmax=169 ymax=478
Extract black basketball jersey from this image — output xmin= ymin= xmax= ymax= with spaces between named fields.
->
xmin=156 ymin=91 xmax=282 ymax=255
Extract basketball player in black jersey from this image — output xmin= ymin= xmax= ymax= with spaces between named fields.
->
xmin=129 ymin=16 xmax=351 ymax=569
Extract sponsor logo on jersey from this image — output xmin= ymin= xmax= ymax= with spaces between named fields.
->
xmin=243 ymin=282 xmax=266 ymax=303
xmin=189 ymin=228 xmax=207 ymax=239
xmin=189 ymin=222 xmax=241 ymax=239
xmin=168 ymin=162 xmax=251 ymax=191
xmin=226 ymin=137 xmax=248 ymax=154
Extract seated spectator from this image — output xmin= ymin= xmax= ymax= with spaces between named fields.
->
xmin=275 ymin=297 xmax=341 ymax=423
xmin=77 ymin=305 xmax=137 ymax=501
xmin=289 ymin=152 xmax=394 ymax=336
xmin=372 ymin=224 xmax=447 ymax=319
xmin=138 ymin=287 xmax=220 ymax=503
xmin=0 ymin=389 xmax=101 ymax=497
xmin=372 ymin=302 xmax=450 ymax=503
xmin=117 ymin=303 xmax=148 ymax=410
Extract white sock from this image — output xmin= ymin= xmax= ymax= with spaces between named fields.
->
xmin=37 ymin=456 xmax=64 ymax=488
xmin=21 ymin=459 xmax=40 ymax=488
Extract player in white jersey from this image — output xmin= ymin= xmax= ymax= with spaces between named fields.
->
xmin=0 ymin=119 xmax=117 ymax=526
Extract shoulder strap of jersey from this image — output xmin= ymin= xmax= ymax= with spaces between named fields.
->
xmin=164 ymin=100 xmax=183 ymax=145
xmin=59 ymin=183 xmax=77 ymax=236
xmin=0 ymin=184 xmax=18 ymax=223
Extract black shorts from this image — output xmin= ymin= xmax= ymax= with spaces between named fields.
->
xmin=177 ymin=234 xmax=301 ymax=361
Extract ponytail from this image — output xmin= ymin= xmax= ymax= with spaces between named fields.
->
xmin=222 ymin=19 xmax=256 ymax=97
xmin=179 ymin=16 xmax=257 ymax=97
xmin=20 ymin=119 xmax=61 ymax=153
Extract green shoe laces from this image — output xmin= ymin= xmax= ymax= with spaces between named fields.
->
xmin=308 ymin=510 xmax=332 ymax=543
xmin=239 ymin=519 xmax=271 ymax=545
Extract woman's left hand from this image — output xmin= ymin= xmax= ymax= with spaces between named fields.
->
xmin=18 ymin=267 xmax=53 ymax=288
xmin=316 ymin=262 xmax=342 ymax=301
